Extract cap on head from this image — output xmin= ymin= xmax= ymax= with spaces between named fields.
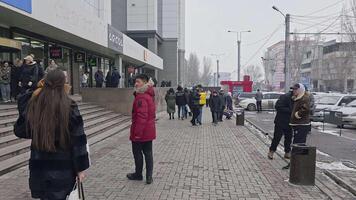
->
xmin=290 ymin=83 xmax=301 ymax=90
xmin=24 ymin=55 xmax=34 ymax=63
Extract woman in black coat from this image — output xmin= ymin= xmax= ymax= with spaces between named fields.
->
xmin=14 ymin=69 xmax=90 ymax=200
xmin=10 ymin=59 xmax=22 ymax=100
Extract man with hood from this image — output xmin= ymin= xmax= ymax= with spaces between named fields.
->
xmin=111 ymin=67 xmax=121 ymax=88
xmin=127 ymin=74 xmax=156 ymax=184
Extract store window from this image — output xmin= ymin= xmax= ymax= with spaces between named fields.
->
xmin=13 ymin=33 xmax=45 ymax=62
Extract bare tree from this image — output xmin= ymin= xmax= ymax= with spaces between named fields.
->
xmin=200 ymin=57 xmax=213 ymax=86
xmin=243 ymin=65 xmax=264 ymax=82
xmin=185 ymin=53 xmax=200 ymax=87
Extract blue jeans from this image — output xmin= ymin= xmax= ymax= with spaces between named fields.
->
xmin=178 ymin=105 xmax=186 ymax=119
xmin=0 ymin=83 xmax=10 ymax=102
xmin=197 ymin=106 xmax=203 ymax=124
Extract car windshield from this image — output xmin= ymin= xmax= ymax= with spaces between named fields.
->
xmin=316 ymin=96 xmax=341 ymax=105
xmin=346 ymin=100 xmax=356 ymax=107
xmin=239 ymin=93 xmax=255 ymax=98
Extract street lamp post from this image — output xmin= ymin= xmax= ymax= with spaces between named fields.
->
xmin=228 ymin=30 xmax=251 ymax=81
xmin=272 ymin=6 xmax=290 ymax=92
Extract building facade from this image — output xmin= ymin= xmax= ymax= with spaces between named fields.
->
xmin=263 ymin=41 xmax=285 ymax=91
xmin=0 ymin=0 xmax=163 ymax=92
xmin=111 ymin=0 xmax=185 ymax=86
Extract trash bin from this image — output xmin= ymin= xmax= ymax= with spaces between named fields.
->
xmin=236 ymin=109 xmax=244 ymax=126
xmin=289 ymin=144 xmax=316 ymax=185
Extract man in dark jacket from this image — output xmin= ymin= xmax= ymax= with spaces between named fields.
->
xmin=218 ymin=90 xmax=226 ymax=122
xmin=94 ymin=68 xmax=104 ymax=88
xmin=189 ymin=87 xmax=201 ymax=126
xmin=111 ymin=67 xmax=121 ymax=88
xmin=268 ymin=90 xmax=293 ymax=160
xmin=19 ymin=55 xmax=44 ymax=93
xmin=176 ymin=86 xmax=187 ymax=120
xmin=209 ymin=90 xmax=222 ymax=125
xmin=255 ymin=89 xmax=263 ymax=112
xmin=105 ymin=69 xmax=112 ymax=87
xmin=127 ymin=74 xmax=156 ymax=184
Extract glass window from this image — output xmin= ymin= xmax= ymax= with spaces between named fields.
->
xmin=316 ymin=96 xmax=341 ymax=105
xmin=264 ymin=94 xmax=271 ymax=99
xmin=338 ymin=96 xmax=356 ymax=106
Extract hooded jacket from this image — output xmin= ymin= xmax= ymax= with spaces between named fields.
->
xmin=130 ymin=84 xmax=156 ymax=142
xmin=274 ymin=92 xmax=293 ymax=128
xmin=290 ymin=91 xmax=311 ymax=126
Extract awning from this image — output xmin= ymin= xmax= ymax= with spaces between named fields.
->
xmin=0 ymin=37 xmax=22 ymax=52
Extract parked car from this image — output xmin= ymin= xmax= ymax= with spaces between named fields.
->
xmin=238 ymin=92 xmax=283 ymax=111
xmin=329 ymin=100 xmax=356 ymax=127
xmin=312 ymin=94 xmax=356 ymax=122
xmin=234 ymin=92 xmax=257 ymax=105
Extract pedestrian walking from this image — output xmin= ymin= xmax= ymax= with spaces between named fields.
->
xmin=283 ymin=83 xmax=311 ymax=169
xmin=165 ymin=88 xmax=176 ymax=120
xmin=14 ymin=69 xmax=90 ymax=200
xmin=189 ymin=87 xmax=201 ymax=126
xmin=0 ymin=61 xmax=11 ymax=103
xmin=105 ymin=69 xmax=112 ymax=87
xmin=176 ymin=86 xmax=187 ymax=120
xmin=111 ymin=67 xmax=121 ymax=88
xmin=226 ymin=92 xmax=233 ymax=111
xmin=218 ymin=90 xmax=226 ymax=122
xmin=209 ymin=90 xmax=222 ymax=125
xmin=197 ymin=87 xmax=207 ymax=125
xmin=94 ymin=68 xmax=104 ymax=88
xmin=268 ymin=90 xmax=294 ymax=160
xmin=45 ymin=59 xmax=58 ymax=74
xmin=127 ymin=74 xmax=156 ymax=184
xmin=184 ymin=88 xmax=190 ymax=118
xmin=255 ymin=89 xmax=263 ymax=112
xmin=10 ymin=59 xmax=22 ymax=101
xmin=81 ymin=71 xmax=89 ymax=88
xmin=19 ymin=55 xmax=45 ymax=93
xmin=206 ymin=90 xmax=211 ymax=107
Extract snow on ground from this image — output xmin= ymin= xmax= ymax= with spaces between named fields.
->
xmin=317 ymin=150 xmax=331 ymax=157
xmin=316 ymin=161 xmax=356 ymax=171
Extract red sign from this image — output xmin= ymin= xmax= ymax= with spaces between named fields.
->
xmin=49 ymin=46 xmax=63 ymax=59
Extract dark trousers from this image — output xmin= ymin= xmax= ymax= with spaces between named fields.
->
xmin=218 ymin=108 xmax=224 ymax=121
xmin=132 ymin=141 xmax=153 ymax=177
xmin=191 ymin=107 xmax=200 ymax=125
xmin=212 ymin=111 xmax=219 ymax=123
xmin=292 ymin=125 xmax=309 ymax=144
xmin=269 ymin=124 xmax=292 ymax=153
xmin=206 ymin=99 xmax=210 ymax=107
xmin=256 ymin=101 xmax=262 ymax=112
xmin=96 ymin=82 xmax=103 ymax=88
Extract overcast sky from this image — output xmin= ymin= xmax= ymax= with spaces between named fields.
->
xmin=185 ymin=0 xmax=351 ymax=79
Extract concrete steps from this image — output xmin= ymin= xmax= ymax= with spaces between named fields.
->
xmin=0 ymin=102 xmax=131 ymax=175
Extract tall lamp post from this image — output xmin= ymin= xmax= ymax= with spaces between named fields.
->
xmin=272 ymin=6 xmax=290 ymax=92
xmin=211 ymin=53 xmax=224 ymax=86
xmin=228 ymin=30 xmax=251 ymax=81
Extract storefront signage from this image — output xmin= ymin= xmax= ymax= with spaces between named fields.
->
xmin=74 ymin=52 xmax=85 ymax=63
xmin=0 ymin=37 xmax=22 ymax=51
xmin=88 ymin=56 xmax=97 ymax=67
xmin=49 ymin=46 xmax=63 ymax=59
xmin=108 ymin=25 xmax=123 ymax=53
xmin=0 ymin=0 xmax=32 ymax=13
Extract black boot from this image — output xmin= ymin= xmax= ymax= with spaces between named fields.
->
xmin=127 ymin=173 xmax=143 ymax=180
xmin=169 ymin=113 xmax=171 ymax=120
xmin=146 ymin=175 xmax=153 ymax=184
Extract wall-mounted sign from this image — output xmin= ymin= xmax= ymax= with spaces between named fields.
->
xmin=0 ymin=0 xmax=32 ymax=13
xmin=74 ymin=52 xmax=85 ymax=63
xmin=49 ymin=46 xmax=63 ymax=59
xmin=108 ymin=25 xmax=123 ymax=53
xmin=88 ymin=56 xmax=97 ymax=67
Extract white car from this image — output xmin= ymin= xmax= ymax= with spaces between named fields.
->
xmin=239 ymin=92 xmax=283 ymax=111
xmin=312 ymin=94 xmax=356 ymax=122
xmin=331 ymin=100 xmax=356 ymax=127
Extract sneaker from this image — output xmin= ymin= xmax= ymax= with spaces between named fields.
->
xmin=146 ymin=176 xmax=153 ymax=184
xmin=284 ymin=152 xmax=291 ymax=159
xmin=126 ymin=173 xmax=143 ymax=181
xmin=268 ymin=151 xmax=274 ymax=160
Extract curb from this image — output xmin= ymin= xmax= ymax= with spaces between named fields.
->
xmin=244 ymin=117 xmax=356 ymax=199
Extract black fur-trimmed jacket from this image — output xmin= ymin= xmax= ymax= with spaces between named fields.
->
xmin=14 ymin=91 xmax=90 ymax=200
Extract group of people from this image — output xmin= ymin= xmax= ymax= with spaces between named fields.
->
xmin=81 ymin=67 xmax=122 ymax=88
xmin=0 ymin=55 xmax=51 ymax=103
xmin=165 ymin=85 xmax=234 ymax=126
xmin=268 ymin=83 xmax=315 ymax=169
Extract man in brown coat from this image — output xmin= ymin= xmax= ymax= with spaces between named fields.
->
xmin=289 ymin=83 xmax=311 ymax=144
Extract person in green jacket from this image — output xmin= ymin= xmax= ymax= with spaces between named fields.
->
xmin=165 ymin=88 xmax=176 ymax=119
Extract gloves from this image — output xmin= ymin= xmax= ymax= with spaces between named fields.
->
xmin=18 ymin=82 xmax=22 ymax=87
xmin=28 ymin=81 xmax=33 ymax=87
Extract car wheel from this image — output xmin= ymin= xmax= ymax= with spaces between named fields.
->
xmin=247 ymin=104 xmax=256 ymax=111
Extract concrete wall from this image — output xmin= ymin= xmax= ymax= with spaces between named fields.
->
xmin=158 ymin=39 xmax=178 ymax=85
xmin=111 ymin=0 xmax=127 ymax=32
xmin=127 ymin=0 xmax=158 ymax=31
xmin=81 ymin=87 xmax=168 ymax=115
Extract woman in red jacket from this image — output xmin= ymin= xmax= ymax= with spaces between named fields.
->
xmin=127 ymin=74 xmax=156 ymax=184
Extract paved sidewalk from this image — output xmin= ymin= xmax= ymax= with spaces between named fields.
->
xmin=0 ymin=110 xmax=328 ymax=200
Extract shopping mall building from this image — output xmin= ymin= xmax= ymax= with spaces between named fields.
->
xmin=0 ymin=0 xmax=163 ymax=94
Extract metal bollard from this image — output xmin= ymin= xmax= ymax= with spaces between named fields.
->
xmin=289 ymin=144 xmax=316 ymax=185
xmin=235 ymin=109 xmax=244 ymax=126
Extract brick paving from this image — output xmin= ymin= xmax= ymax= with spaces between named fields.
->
xmin=0 ymin=109 xmax=329 ymax=200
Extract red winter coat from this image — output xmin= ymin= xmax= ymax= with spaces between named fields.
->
xmin=130 ymin=85 xmax=156 ymax=142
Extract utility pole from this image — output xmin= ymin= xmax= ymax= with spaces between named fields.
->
xmin=237 ymin=40 xmax=241 ymax=81
xmin=285 ymin=14 xmax=290 ymax=93
xmin=216 ymin=59 xmax=220 ymax=86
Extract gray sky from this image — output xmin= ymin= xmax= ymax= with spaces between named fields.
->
xmin=185 ymin=0 xmax=350 ymax=79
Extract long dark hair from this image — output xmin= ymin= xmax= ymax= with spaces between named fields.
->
xmin=27 ymin=69 xmax=71 ymax=152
